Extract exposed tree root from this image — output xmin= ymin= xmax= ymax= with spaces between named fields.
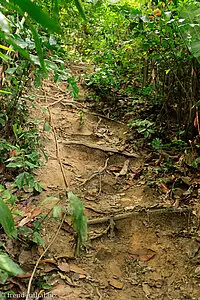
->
xmin=80 ymin=157 xmax=109 ymax=186
xmin=64 ymin=140 xmax=140 ymax=158
xmin=87 ymin=207 xmax=191 ymax=225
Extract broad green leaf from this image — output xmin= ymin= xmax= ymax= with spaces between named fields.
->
xmin=29 ymin=23 xmax=46 ymax=72
xmin=53 ymin=205 xmax=62 ymax=218
xmin=33 ymin=181 xmax=43 ymax=193
xmin=194 ymin=100 xmax=200 ymax=107
xmin=43 ymin=122 xmax=51 ymax=132
xmin=32 ymin=232 xmax=45 ymax=247
xmin=5 ymin=68 xmax=17 ymax=75
xmin=0 ymin=269 xmax=8 ymax=284
xmin=52 ymin=0 xmax=59 ymax=22
xmin=0 ymin=199 xmax=17 ymax=238
xmin=74 ymin=0 xmax=86 ymax=21
xmin=0 ymin=32 xmax=30 ymax=60
xmin=0 ymin=252 xmax=24 ymax=276
xmin=68 ymin=192 xmax=87 ymax=256
xmin=0 ymin=12 xmax=10 ymax=35
xmin=40 ymin=196 xmax=59 ymax=205
xmin=9 ymin=0 xmax=61 ymax=33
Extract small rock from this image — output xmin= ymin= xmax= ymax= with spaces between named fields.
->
xmin=108 ymin=278 xmax=124 ymax=289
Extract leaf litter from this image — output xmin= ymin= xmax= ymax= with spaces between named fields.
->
xmin=1 ymin=77 xmax=199 ymax=299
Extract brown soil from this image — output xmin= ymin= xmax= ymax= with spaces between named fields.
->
xmin=25 ymin=79 xmax=200 ymax=300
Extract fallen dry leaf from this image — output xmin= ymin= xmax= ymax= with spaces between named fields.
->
xmin=109 ymin=166 xmax=122 ymax=172
xmin=108 ymin=278 xmax=124 ymax=289
xmin=160 ymin=183 xmax=170 ymax=194
xmin=40 ymin=259 xmax=57 ymax=266
xmin=128 ymin=248 xmax=156 ymax=261
xmin=17 ymin=206 xmax=42 ymax=227
xmin=117 ymin=159 xmax=130 ymax=177
xmin=58 ymin=262 xmax=70 ymax=273
xmin=69 ymin=263 xmax=87 ymax=275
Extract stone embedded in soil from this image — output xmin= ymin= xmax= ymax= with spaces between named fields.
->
xmin=108 ymin=278 xmax=124 ymax=289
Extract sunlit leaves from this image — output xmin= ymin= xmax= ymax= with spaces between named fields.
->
xmin=0 ymin=199 xmax=17 ymax=238
xmin=9 ymin=0 xmax=61 ymax=33
xmin=0 ymin=12 xmax=10 ymax=34
xmin=0 ymin=252 xmax=24 ymax=276
xmin=74 ymin=0 xmax=86 ymax=21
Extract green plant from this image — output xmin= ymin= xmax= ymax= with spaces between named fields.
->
xmin=68 ymin=192 xmax=87 ymax=256
xmin=128 ymin=119 xmax=155 ymax=138
xmin=0 ymin=185 xmax=17 ymax=206
xmin=0 ymin=190 xmax=17 ymax=238
xmin=18 ymin=224 xmax=45 ymax=247
xmin=151 ymin=138 xmax=163 ymax=150
xmin=14 ymin=172 xmax=42 ymax=193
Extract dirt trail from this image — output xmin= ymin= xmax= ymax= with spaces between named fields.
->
xmin=32 ymin=79 xmax=199 ymax=299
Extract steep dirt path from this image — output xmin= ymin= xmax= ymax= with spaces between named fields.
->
xmin=32 ymin=78 xmax=199 ymax=300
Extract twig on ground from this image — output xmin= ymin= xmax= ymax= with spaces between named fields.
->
xmin=95 ymin=117 xmax=102 ymax=132
xmin=47 ymin=96 xmax=66 ymax=106
xmin=98 ymin=173 xmax=102 ymax=197
xmin=47 ymin=82 xmax=70 ymax=94
xmin=43 ymin=85 xmax=69 ymax=189
xmin=64 ymin=140 xmax=140 ymax=158
xmin=96 ymin=287 xmax=103 ymax=300
xmin=89 ymin=220 xmax=113 ymax=240
xmin=80 ymin=157 xmax=109 ymax=186
xmin=87 ymin=207 xmax=191 ymax=225
xmin=25 ymin=84 xmax=70 ymax=299
xmin=83 ymin=110 xmax=125 ymax=125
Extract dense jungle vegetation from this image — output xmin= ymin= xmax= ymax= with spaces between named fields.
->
xmin=0 ymin=0 xmax=199 ymax=298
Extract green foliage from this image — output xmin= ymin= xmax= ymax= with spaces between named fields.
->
xmin=68 ymin=192 xmax=87 ymax=256
xmin=0 ymin=199 xmax=17 ymax=239
xmin=0 ymin=251 xmax=24 ymax=276
xmin=14 ymin=172 xmax=42 ymax=193
xmin=151 ymin=138 xmax=163 ymax=150
xmin=128 ymin=119 xmax=155 ymax=138
xmin=0 ymin=185 xmax=17 ymax=206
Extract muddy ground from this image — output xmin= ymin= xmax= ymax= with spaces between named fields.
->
xmin=18 ymin=78 xmax=200 ymax=300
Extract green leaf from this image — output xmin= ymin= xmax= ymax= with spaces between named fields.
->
xmin=40 ymin=196 xmax=59 ymax=205
xmin=9 ymin=0 xmax=61 ymax=33
xmin=0 ymin=251 xmax=24 ymax=276
xmin=74 ymin=0 xmax=86 ymax=21
xmin=194 ymin=100 xmax=200 ymax=107
xmin=0 ymin=12 xmax=10 ymax=35
xmin=5 ymin=68 xmax=17 ymax=75
xmin=0 ymin=51 xmax=11 ymax=61
xmin=33 ymin=181 xmax=43 ymax=193
xmin=0 ymin=45 xmax=14 ymax=51
xmin=0 ymin=269 xmax=8 ymax=284
xmin=32 ymin=232 xmax=45 ymax=247
xmin=43 ymin=123 xmax=51 ymax=132
xmin=0 ymin=200 xmax=17 ymax=238
xmin=6 ymin=162 xmax=24 ymax=168
xmin=53 ymin=205 xmax=62 ymax=218
xmin=29 ymin=23 xmax=46 ymax=72
xmin=0 ymin=90 xmax=11 ymax=94
xmin=0 ymin=32 xmax=30 ymax=60
xmin=68 ymin=192 xmax=87 ymax=256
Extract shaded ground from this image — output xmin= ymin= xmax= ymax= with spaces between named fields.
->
xmin=23 ymin=77 xmax=199 ymax=300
